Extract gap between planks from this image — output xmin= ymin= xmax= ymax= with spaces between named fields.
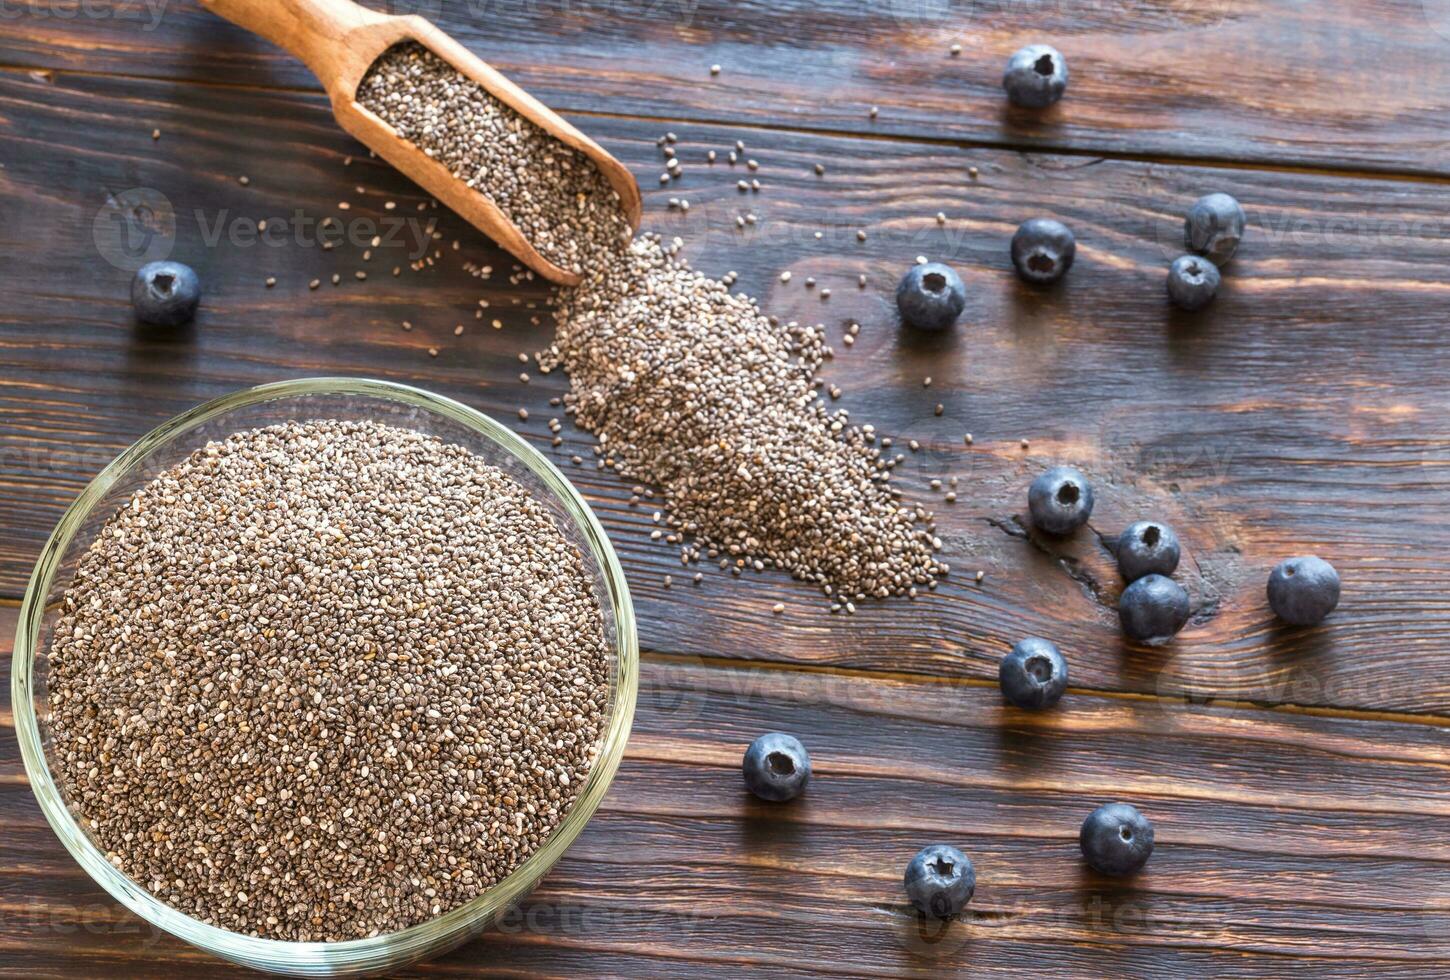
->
xmin=3 ymin=601 xmax=1449 ymax=730
xmin=639 ymin=649 xmax=1450 ymax=730
xmin=6 ymin=62 xmax=1450 ymax=189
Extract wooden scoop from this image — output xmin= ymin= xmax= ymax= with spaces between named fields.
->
xmin=197 ymin=0 xmax=641 ymax=285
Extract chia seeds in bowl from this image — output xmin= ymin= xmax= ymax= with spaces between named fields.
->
xmin=12 ymin=379 xmax=637 ymax=974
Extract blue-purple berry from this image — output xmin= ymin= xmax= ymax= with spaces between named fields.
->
xmin=742 ymin=732 xmax=811 ymax=802
xmin=1118 ymin=574 xmax=1190 ymax=646
xmin=1116 ymin=521 xmax=1181 ymax=582
xmin=896 ymin=262 xmax=966 ymax=332
xmin=1027 ymin=466 xmax=1094 ymax=535
xmin=1011 ymin=218 xmax=1076 ymax=285
xmin=1003 ymin=44 xmax=1068 ymax=108
xmin=904 ymin=844 xmax=975 ymax=919
xmin=1185 ymin=192 xmax=1245 ymax=266
xmin=1080 ymin=803 xmax=1154 ymax=876
xmin=131 ymin=261 xmax=200 ymax=327
xmin=1167 ymin=254 xmax=1220 ymax=311
xmin=999 ymin=638 xmax=1068 ymax=709
xmin=1267 ymin=556 xmax=1340 ymax=625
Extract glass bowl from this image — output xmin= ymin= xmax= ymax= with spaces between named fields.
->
xmin=11 ymin=378 xmax=638 ymax=976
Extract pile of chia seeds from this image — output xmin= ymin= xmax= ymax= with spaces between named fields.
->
xmin=357 ymin=43 xmax=631 ymax=277
xmin=363 ymin=42 xmax=946 ymax=603
xmin=541 ymin=236 xmax=947 ymax=603
xmin=47 ymin=419 xmax=610 ymax=941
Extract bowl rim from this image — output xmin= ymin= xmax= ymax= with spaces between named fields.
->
xmin=10 ymin=377 xmax=638 ymax=972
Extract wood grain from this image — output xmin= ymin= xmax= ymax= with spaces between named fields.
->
xmin=7 ymin=1 xmax=1450 ymax=976
xmin=6 ymin=607 xmax=1450 ymax=977
xmin=5 ymin=2 xmax=1450 ymax=175
xmin=2 ymin=68 xmax=1449 ymax=712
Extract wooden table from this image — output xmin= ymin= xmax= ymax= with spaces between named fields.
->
xmin=4 ymin=2 xmax=1450 ymax=976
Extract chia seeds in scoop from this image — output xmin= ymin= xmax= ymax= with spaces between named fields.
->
xmin=359 ymin=43 xmax=631 ymax=276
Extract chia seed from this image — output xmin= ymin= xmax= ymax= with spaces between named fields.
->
xmin=358 ymin=43 xmax=631 ymax=276
xmin=357 ymin=52 xmax=949 ymax=602
xmin=539 ymin=236 xmax=945 ymax=599
xmin=47 ymin=420 xmax=610 ymax=941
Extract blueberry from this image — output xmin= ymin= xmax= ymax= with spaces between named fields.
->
xmin=1167 ymin=254 xmax=1220 ymax=311
xmin=1011 ymin=218 xmax=1076 ymax=285
xmin=1118 ymin=574 xmax=1190 ymax=646
xmin=1116 ymin=521 xmax=1181 ymax=582
xmin=896 ymin=262 xmax=966 ymax=332
xmin=1185 ymin=192 xmax=1245 ymax=266
xmin=1267 ymin=556 xmax=1340 ymax=626
xmin=1080 ymin=803 xmax=1154 ymax=876
xmin=1027 ymin=466 xmax=1094 ymax=535
xmin=998 ymin=637 xmax=1068 ymax=710
xmin=742 ymin=732 xmax=811 ymax=802
xmin=904 ymin=844 xmax=975 ymax=919
xmin=131 ymin=261 xmax=200 ymax=327
xmin=1003 ymin=44 xmax=1068 ymax=108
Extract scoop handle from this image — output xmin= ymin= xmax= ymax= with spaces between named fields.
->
xmin=197 ymin=0 xmax=387 ymax=90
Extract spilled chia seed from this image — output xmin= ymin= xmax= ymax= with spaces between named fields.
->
xmin=359 ymin=44 xmax=947 ymax=602
xmin=48 ymin=420 xmax=610 ymax=940
xmin=541 ymin=235 xmax=947 ymax=602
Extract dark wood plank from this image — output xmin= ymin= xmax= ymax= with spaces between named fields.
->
xmin=6 ymin=607 xmax=1450 ymax=977
xmin=3 ymin=68 xmax=1450 ymax=713
xmin=5 ymin=1 xmax=1450 ymax=175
